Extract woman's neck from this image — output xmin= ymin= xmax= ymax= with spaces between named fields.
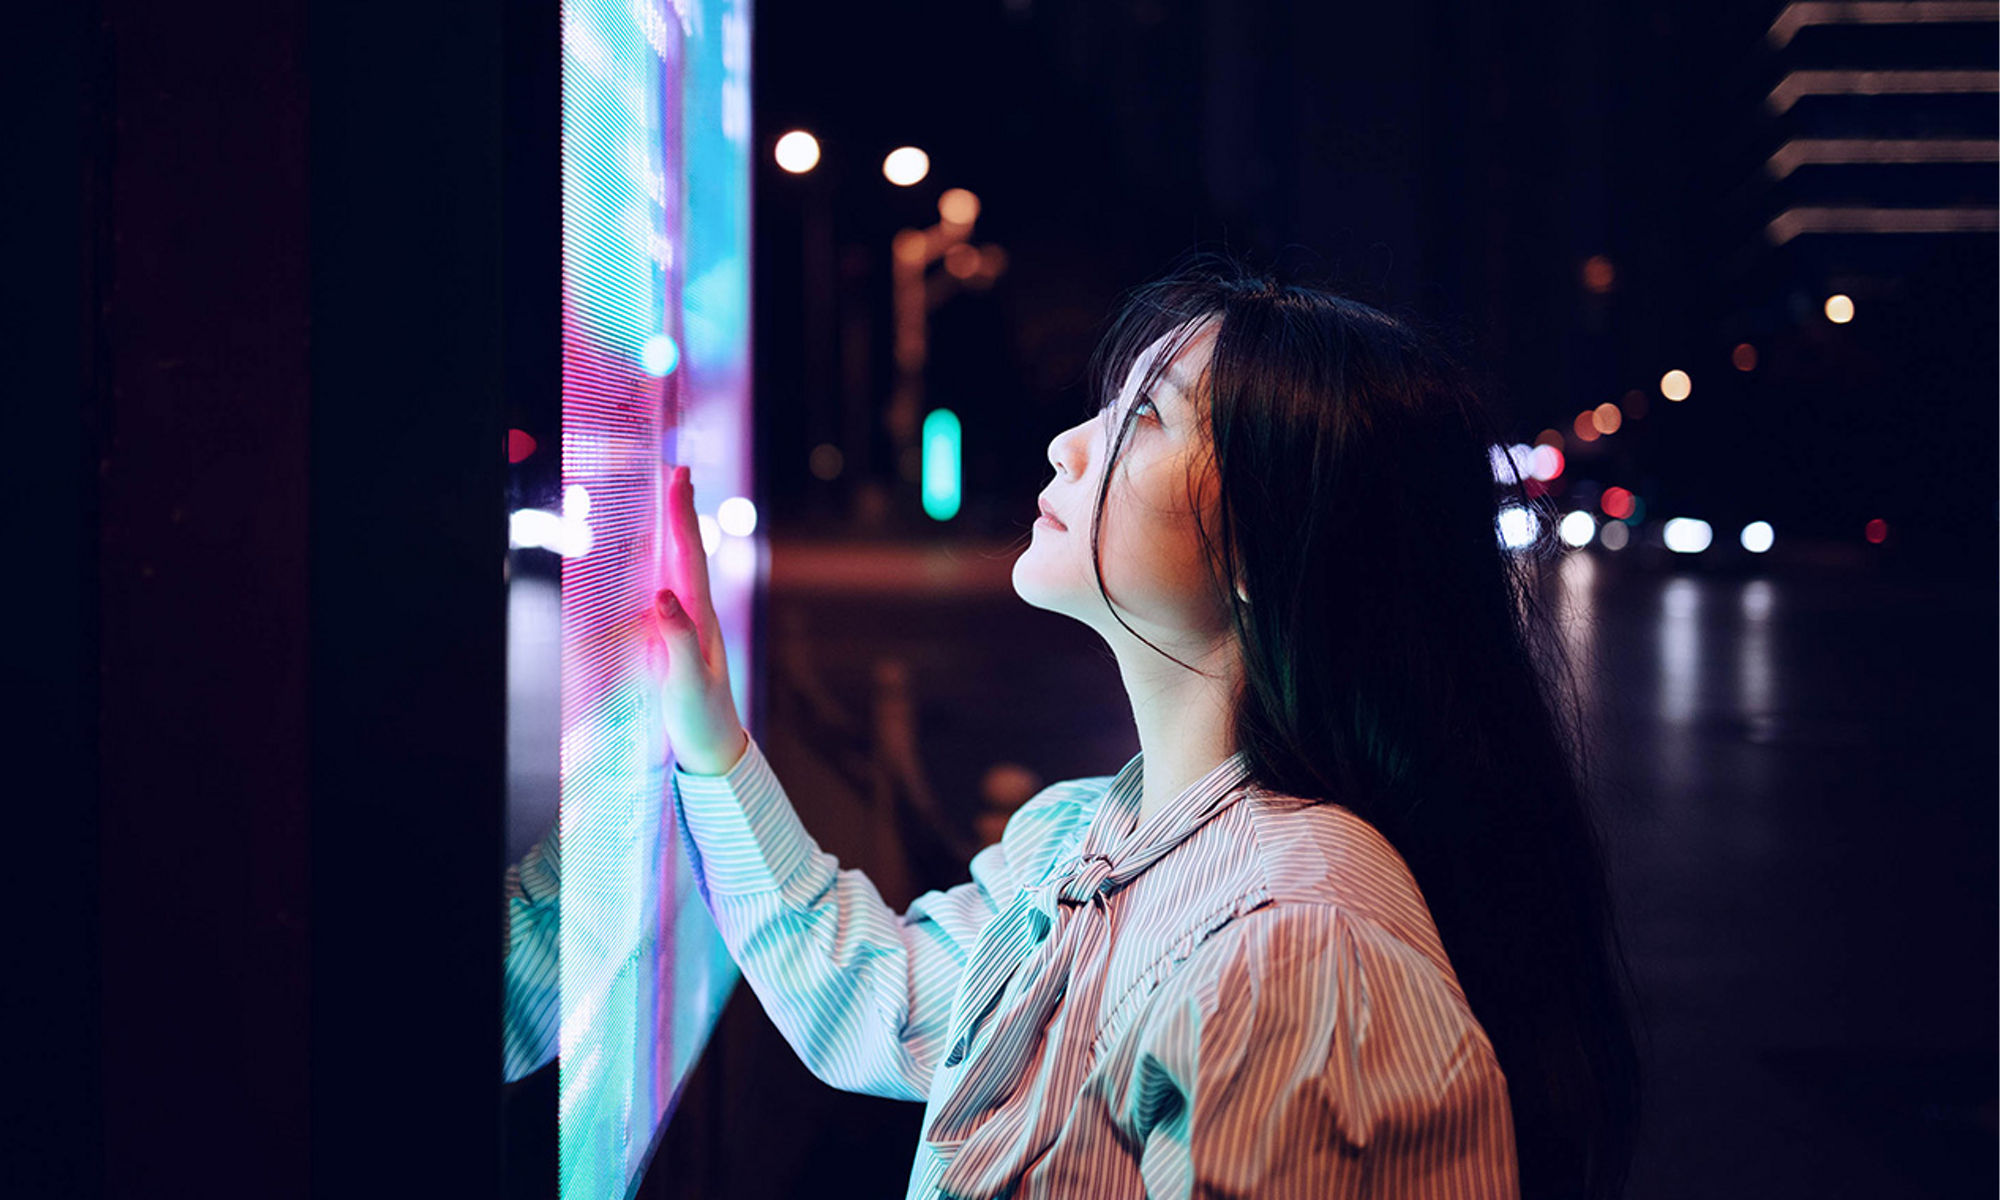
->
xmin=1116 ymin=638 xmax=1243 ymax=827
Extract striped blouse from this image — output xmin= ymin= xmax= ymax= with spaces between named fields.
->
xmin=504 ymin=730 xmax=1518 ymax=1197
xmin=501 ymin=824 xmax=560 ymax=1084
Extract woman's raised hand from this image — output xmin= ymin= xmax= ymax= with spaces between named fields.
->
xmin=650 ymin=464 xmax=750 ymax=776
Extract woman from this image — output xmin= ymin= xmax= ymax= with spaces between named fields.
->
xmin=653 ymin=251 xmax=1644 ymax=1199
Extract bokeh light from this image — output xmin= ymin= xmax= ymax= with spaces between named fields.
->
xmin=1732 ymin=342 xmax=1758 ymax=371
xmin=892 ymin=228 xmax=928 ymax=265
xmin=1572 ymin=411 xmax=1600 ymax=442
xmin=938 ymin=187 xmax=980 ymax=226
xmin=1664 ymin=517 xmax=1713 ymax=554
xmin=883 ymin=146 xmax=930 ymax=186
xmin=1496 ymin=505 xmax=1541 ymax=550
xmin=1600 ymin=486 xmax=1634 ymax=520
xmin=1740 ymin=520 xmax=1774 ymax=553
xmin=1661 ymin=369 xmax=1691 ymax=402
xmin=1592 ymin=402 xmax=1623 ymax=435
xmin=717 ymin=496 xmax=758 ymax=538
xmin=1825 ymin=293 xmax=1855 ymax=324
xmin=774 ymin=130 xmax=821 ymax=173
xmin=1865 ymin=517 xmax=1888 ymax=544
xmin=971 ymin=245 xmax=1009 ymax=286
xmin=1528 ymin=444 xmax=1565 ymax=481
xmin=1582 ymin=255 xmax=1616 ymax=294
xmin=509 ymin=485 xmax=596 ymax=558
xmin=808 ymin=443 xmax=844 ymax=480
xmin=1599 ymin=520 xmax=1630 ymax=550
xmin=641 ymin=334 xmax=680 ymax=376
xmin=1559 ymin=510 xmax=1597 ymax=547
xmin=944 ymin=242 xmax=982 ymax=279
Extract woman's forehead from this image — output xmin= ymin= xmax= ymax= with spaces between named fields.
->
xmin=1128 ymin=318 xmax=1218 ymax=397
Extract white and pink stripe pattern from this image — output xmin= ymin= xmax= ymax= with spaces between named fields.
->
xmin=663 ymin=730 xmax=1519 ymax=1199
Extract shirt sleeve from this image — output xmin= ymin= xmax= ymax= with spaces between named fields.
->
xmin=668 ymin=728 xmax=1022 ymax=1102
xmin=501 ymin=822 xmax=561 ymax=1083
xmin=1126 ymin=903 xmax=1519 ymax=1200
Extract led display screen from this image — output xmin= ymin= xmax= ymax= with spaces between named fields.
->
xmin=505 ymin=0 xmax=756 ymax=1196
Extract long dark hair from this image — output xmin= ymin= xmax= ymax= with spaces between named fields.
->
xmin=1076 ymin=250 xmax=1645 ymax=1200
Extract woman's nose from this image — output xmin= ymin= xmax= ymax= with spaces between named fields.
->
xmin=1046 ymin=425 xmax=1079 ymax=479
xmin=1047 ymin=414 xmax=1095 ymax=479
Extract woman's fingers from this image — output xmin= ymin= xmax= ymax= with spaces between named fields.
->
xmin=653 ymin=466 xmax=746 ymax=773
xmin=665 ymin=464 xmax=718 ymax=628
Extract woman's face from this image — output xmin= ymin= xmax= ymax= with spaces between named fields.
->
xmin=1013 ymin=318 xmax=1233 ymax=645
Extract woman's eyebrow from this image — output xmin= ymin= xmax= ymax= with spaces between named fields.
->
xmin=1153 ymin=369 xmax=1194 ymax=401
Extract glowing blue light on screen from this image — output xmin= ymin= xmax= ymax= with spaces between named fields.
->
xmin=642 ymin=334 xmax=680 ymax=376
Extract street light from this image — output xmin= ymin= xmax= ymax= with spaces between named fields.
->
xmin=774 ymin=129 xmax=820 ymax=174
xmin=883 ymin=146 xmax=930 ymax=186
xmin=938 ymin=187 xmax=980 ymax=227
xmin=887 ymin=185 xmax=1007 ymax=489
xmin=776 ymin=129 xmax=834 ymax=490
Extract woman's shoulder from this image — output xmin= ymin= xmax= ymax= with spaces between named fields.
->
xmin=1179 ymin=897 xmax=1452 ymax=994
xmin=1235 ymin=789 xmax=1455 ymax=978
xmin=1144 ymin=897 xmax=1500 ymax=1076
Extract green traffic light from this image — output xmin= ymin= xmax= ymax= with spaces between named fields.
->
xmin=921 ymin=408 xmax=961 ymax=521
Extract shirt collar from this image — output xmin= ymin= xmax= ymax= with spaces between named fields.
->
xmin=1085 ymin=745 xmax=1256 ymax=856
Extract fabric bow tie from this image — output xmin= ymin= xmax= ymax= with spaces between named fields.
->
xmin=1027 ymin=850 xmax=1115 ymax=937
xmin=923 ymin=750 xmax=1253 ymax=1199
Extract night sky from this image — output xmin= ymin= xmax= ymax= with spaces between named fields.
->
xmin=749 ymin=0 xmax=1997 ymax=563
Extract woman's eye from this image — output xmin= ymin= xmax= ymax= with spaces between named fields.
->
xmin=1133 ymin=395 xmax=1159 ymax=419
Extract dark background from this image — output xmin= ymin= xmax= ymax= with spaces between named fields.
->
xmin=743 ymin=0 xmax=1996 ymax=567
xmin=629 ymin=4 xmax=1999 ymax=1198
xmin=12 ymin=2 xmax=1994 ymax=1199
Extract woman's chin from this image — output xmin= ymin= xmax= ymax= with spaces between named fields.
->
xmin=1009 ymin=559 xmax=1065 ymax=612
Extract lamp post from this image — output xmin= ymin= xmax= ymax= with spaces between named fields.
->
xmin=780 ymin=135 xmax=1010 ymax=522
xmin=774 ymin=131 xmax=839 ymax=490
xmin=887 ymin=187 xmax=1007 ymax=475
